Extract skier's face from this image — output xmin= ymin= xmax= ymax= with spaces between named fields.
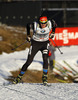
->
xmin=40 ymin=23 xmax=47 ymax=28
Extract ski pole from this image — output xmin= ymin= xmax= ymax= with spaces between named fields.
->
xmin=51 ymin=39 xmax=63 ymax=54
xmin=63 ymin=60 xmax=78 ymax=75
xmin=12 ymin=40 xmax=27 ymax=51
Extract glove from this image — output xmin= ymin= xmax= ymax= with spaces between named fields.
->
xmin=26 ymin=35 xmax=31 ymax=42
xmin=49 ymin=32 xmax=55 ymax=39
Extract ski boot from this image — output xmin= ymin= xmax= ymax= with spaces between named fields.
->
xmin=13 ymin=71 xmax=25 ymax=84
xmin=13 ymin=74 xmax=23 ymax=84
xmin=42 ymin=73 xmax=48 ymax=86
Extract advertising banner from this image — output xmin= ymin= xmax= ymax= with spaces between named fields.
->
xmin=49 ymin=27 xmax=78 ymax=46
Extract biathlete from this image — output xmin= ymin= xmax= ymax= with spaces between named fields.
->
xmin=13 ymin=16 xmax=57 ymax=86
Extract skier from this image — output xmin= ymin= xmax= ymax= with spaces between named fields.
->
xmin=48 ymin=41 xmax=56 ymax=72
xmin=13 ymin=16 xmax=57 ymax=85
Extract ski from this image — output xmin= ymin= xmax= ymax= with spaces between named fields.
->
xmin=28 ymin=83 xmax=51 ymax=87
xmin=3 ymin=81 xmax=51 ymax=87
xmin=54 ymin=66 xmax=67 ymax=77
xmin=55 ymin=61 xmax=73 ymax=77
xmin=63 ymin=60 xmax=78 ymax=75
xmin=3 ymin=81 xmax=14 ymax=86
xmin=56 ymin=61 xmax=72 ymax=73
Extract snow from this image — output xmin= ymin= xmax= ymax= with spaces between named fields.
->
xmin=0 ymin=46 xmax=78 ymax=100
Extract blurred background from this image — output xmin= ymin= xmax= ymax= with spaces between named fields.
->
xmin=0 ymin=0 xmax=78 ymax=27
xmin=0 ymin=0 xmax=78 ymax=53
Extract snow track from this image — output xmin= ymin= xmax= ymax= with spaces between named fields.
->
xmin=0 ymin=83 xmax=78 ymax=100
xmin=0 ymin=46 xmax=78 ymax=99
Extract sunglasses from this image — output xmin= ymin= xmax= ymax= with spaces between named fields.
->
xmin=40 ymin=22 xmax=47 ymax=24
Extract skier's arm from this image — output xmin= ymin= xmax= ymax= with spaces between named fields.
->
xmin=52 ymin=19 xmax=57 ymax=33
xmin=49 ymin=19 xmax=57 ymax=39
xmin=26 ymin=23 xmax=32 ymax=42
xmin=26 ymin=23 xmax=31 ymax=36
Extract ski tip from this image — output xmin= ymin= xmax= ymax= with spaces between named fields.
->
xmin=3 ymin=82 xmax=13 ymax=86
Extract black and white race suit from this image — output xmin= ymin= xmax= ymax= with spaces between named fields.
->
xmin=21 ymin=20 xmax=53 ymax=72
xmin=32 ymin=20 xmax=52 ymax=42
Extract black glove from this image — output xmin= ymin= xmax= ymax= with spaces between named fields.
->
xmin=26 ymin=35 xmax=31 ymax=42
xmin=49 ymin=32 xmax=55 ymax=39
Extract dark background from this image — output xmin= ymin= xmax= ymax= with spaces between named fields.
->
xmin=0 ymin=1 xmax=78 ymax=27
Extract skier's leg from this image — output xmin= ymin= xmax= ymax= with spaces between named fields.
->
xmin=49 ymin=60 xmax=54 ymax=70
xmin=21 ymin=47 xmax=36 ymax=71
xmin=53 ymin=59 xmax=55 ymax=68
xmin=13 ymin=42 xmax=39 ymax=84
xmin=13 ymin=52 xmax=35 ymax=84
xmin=42 ymin=49 xmax=48 ymax=85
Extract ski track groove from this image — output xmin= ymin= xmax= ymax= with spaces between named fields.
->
xmin=0 ymin=84 xmax=37 ymax=100
xmin=0 ymin=83 xmax=78 ymax=100
xmin=0 ymin=83 xmax=54 ymax=100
